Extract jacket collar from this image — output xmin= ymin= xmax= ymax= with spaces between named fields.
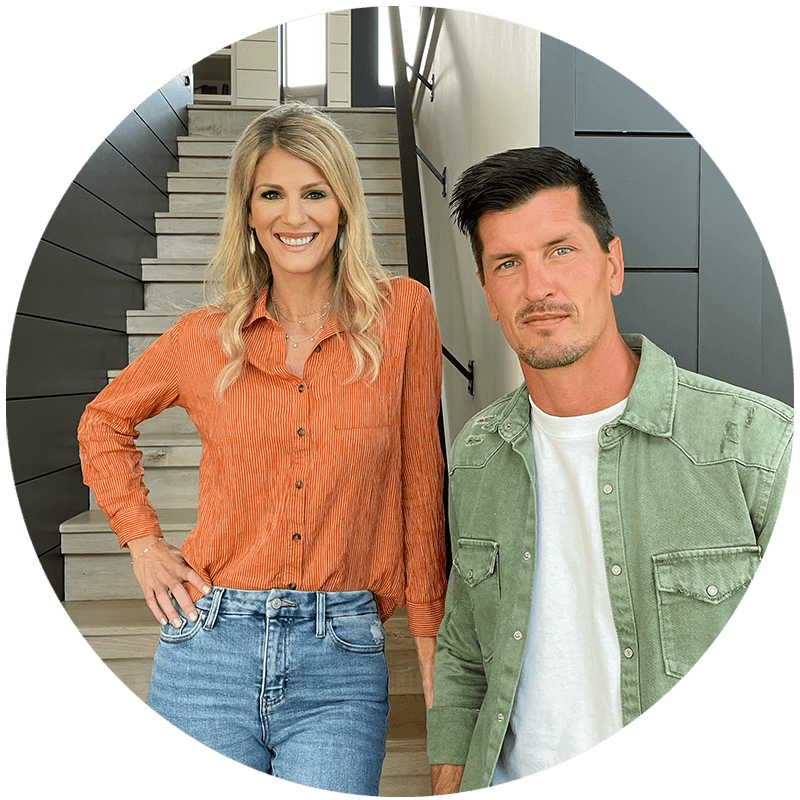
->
xmin=496 ymin=334 xmax=677 ymax=441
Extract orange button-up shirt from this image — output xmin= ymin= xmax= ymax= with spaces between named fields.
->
xmin=78 ymin=277 xmax=447 ymax=635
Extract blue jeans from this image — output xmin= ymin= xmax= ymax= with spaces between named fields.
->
xmin=148 ymin=588 xmax=389 ymax=794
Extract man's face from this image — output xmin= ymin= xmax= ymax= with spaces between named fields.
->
xmin=478 ymin=187 xmax=624 ymax=371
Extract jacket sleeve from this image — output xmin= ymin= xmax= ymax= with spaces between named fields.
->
xmin=77 ymin=319 xmax=183 ymax=548
xmin=426 ymin=492 xmax=489 ymax=765
xmin=756 ymin=424 xmax=793 ymax=552
xmin=400 ymin=282 xmax=447 ymax=636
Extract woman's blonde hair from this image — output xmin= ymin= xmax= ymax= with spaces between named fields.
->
xmin=205 ymin=102 xmax=391 ymax=397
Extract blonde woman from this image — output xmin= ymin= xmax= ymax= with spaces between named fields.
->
xmin=78 ymin=103 xmax=447 ymax=794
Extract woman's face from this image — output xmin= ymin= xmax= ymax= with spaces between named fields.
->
xmin=248 ymin=147 xmax=342 ymax=283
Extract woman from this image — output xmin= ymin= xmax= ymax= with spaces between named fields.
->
xmin=78 ymin=102 xmax=447 ymax=794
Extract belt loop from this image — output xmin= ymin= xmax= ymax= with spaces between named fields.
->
xmin=316 ymin=591 xmax=325 ymax=638
xmin=203 ymin=587 xmax=225 ymax=630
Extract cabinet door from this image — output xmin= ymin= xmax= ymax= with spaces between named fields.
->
xmin=613 ymin=273 xmax=698 ymax=371
xmin=575 ymin=137 xmax=699 ymax=269
xmin=575 ymin=50 xmax=687 ymax=133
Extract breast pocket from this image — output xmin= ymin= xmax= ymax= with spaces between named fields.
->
xmin=453 ymin=538 xmax=501 ymax=662
xmin=653 ymin=545 xmax=761 ymax=679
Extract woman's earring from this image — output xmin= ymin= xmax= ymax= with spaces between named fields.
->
xmin=249 ymin=228 xmax=256 ymax=255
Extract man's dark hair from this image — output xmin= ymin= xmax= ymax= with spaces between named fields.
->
xmin=450 ymin=147 xmax=615 ymax=283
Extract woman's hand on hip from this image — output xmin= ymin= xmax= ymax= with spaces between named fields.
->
xmin=128 ymin=535 xmax=211 ymax=627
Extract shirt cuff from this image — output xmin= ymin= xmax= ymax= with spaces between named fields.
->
xmin=426 ymin=706 xmax=479 ymax=764
xmin=406 ymin=596 xmax=446 ymax=637
xmin=109 ymin=506 xmax=163 ymax=549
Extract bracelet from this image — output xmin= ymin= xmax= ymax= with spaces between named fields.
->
xmin=130 ymin=538 xmax=165 ymax=564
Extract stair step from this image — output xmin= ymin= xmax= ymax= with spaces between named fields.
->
xmin=170 ymin=190 xmax=405 ymax=216
xmin=153 ymin=212 xmax=405 ymax=236
xmin=155 ymin=230 xmax=407 ymax=261
xmin=167 ymin=172 xmax=403 ymax=195
xmin=188 ymin=105 xmax=399 ymax=141
xmin=178 ymin=136 xmax=400 ymax=160
xmin=179 ymin=154 xmax=401 ymax=178
xmin=141 ymin=260 xmax=207 ymax=282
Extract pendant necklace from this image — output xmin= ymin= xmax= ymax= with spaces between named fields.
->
xmin=271 ymin=296 xmax=331 ymax=348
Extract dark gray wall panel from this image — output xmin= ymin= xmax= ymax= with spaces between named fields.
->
xmin=7 ymin=393 xmax=96 ymax=483
xmin=7 ymin=317 xmax=128 ymax=398
xmin=760 ymin=252 xmax=793 ymax=407
xmin=75 ymin=140 xmax=166 ymax=232
xmin=38 ymin=547 xmax=65 ymax=600
xmin=158 ymin=75 xmax=192 ymax=129
xmin=42 ymin=184 xmax=154 ymax=278
xmin=539 ymin=34 xmax=577 ymax=153
xmin=575 ymin=50 xmax=687 ymax=133
xmin=15 ymin=466 xmax=87 ymax=556
xmin=575 ymin=137 xmax=700 ymax=269
xmin=106 ymin=111 xmax=176 ymax=193
xmin=18 ymin=241 xmax=142 ymax=330
xmin=613 ymin=272 xmax=698 ymax=372
xmin=136 ymin=88 xmax=189 ymax=158
xmin=698 ymin=150 xmax=764 ymax=393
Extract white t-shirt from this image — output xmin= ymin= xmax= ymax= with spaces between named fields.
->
xmin=492 ymin=396 xmax=627 ymax=783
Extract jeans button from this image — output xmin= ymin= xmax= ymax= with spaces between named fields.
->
xmin=271 ymin=598 xmax=282 ymax=609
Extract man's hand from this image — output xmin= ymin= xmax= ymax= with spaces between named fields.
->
xmin=431 ymin=764 xmax=464 ymax=795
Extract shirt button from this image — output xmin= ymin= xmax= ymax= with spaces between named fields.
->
xmin=295 ymin=480 xmax=303 ymax=489
xmin=287 ymin=583 xmax=297 ymax=590
xmin=513 ymin=631 xmax=522 ymax=640
xmin=611 ymin=564 xmax=622 ymax=576
xmin=605 ymin=427 xmax=615 ymax=436
xmin=523 ymin=552 xmax=531 ymax=561
xmin=298 ymin=384 xmax=305 ymax=392
xmin=603 ymin=484 xmax=614 ymax=494
xmin=467 ymin=569 xmax=474 ymax=578
xmin=314 ymin=345 xmax=321 ymax=353
xmin=297 ymin=428 xmax=306 ymax=436
xmin=292 ymin=533 xmax=302 ymax=541
xmin=707 ymin=585 xmax=719 ymax=597
xmin=624 ymin=647 xmax=634 ymax=659
xmin=497 ymin=713 xmax=504 ymax=722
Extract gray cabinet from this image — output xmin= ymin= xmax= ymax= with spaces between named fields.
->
xmin=541 ymin=34 xmax=792 ymax=406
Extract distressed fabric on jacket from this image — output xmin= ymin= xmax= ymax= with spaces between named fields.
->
xmin=427 ymin=334 xmax=793 ymax=789
xmin=78 ymin=277 xmax=447 ymax=636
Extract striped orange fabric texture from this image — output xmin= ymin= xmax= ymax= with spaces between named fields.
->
xmin=78 ymin=277 xmax=447 ymax=636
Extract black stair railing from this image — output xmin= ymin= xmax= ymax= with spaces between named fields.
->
xmin=388 ymin=6 xmax=474 ymax=397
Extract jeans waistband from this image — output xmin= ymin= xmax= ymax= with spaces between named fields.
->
xmin=193 ymin=587 xmax=377 ymax=625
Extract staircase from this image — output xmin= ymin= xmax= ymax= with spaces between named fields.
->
xmin=60 ymin=104 xmax=431 ymax=796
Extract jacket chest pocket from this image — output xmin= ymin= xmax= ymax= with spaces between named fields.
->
xmin=453 ymin=538 xmax=501 ymax=662
xmin=653 ymin=545 xmax=761 ymax=679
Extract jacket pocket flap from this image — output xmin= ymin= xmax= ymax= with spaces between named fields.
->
xmin=453 ymin=538 xmax=499 ymax=587
xmin=653 ymin=545 xmax=761 ymax=604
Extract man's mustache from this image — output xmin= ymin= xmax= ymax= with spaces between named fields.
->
xmin=515 ymin=301 xmax=576 ymax=326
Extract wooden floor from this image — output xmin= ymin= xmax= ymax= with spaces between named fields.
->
xmin=65 ymin=600 xmax=432 ymax=796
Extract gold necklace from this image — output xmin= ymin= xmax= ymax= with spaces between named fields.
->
xmin=272 ymin=296 xmax=331 ymax=325
xmin=272 ymin=304 xmax=328 ymax=348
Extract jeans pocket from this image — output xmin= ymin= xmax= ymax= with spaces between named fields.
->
xmin=653 ymin=545 xmax=760 ymax=678
xmin=327 ymin=613 xmax=386 ymax=653
xmin=158 ymin=609 xmax=206 ymax=644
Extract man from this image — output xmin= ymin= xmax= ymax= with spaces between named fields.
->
xmin=426 ymin=147 xmax=793 ymax=793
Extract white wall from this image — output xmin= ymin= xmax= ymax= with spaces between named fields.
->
xmin=414 ymin=10 xmax=541 ymax=448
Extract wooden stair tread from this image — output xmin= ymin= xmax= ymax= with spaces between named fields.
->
xmin=61 ymin=507 xmax=198 ymax=533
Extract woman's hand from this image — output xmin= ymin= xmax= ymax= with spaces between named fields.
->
xmin=128 ymin=535 xmax=211 ymax=627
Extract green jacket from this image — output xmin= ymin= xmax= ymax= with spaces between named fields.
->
xmin=426 ymin=335 xmax=793 ymax=790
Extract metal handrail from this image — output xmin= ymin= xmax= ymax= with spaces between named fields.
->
xmin=389 ymin=6 xmax=474 ymax=396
